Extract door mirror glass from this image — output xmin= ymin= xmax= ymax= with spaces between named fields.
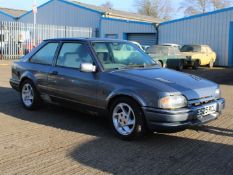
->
xmin=80 ymin=63 xmax=96 ymax=73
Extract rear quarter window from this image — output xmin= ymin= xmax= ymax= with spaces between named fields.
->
xmin=30 ymin=42 xmax=58 ymax=65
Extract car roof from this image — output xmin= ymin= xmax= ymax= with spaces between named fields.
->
xmin=182 ymin=44 xmax=209 ymax=47
xmin=161 ymin=43 xmax=181 ymax=46
xmin=44 ymin=38 xmax=129 ymax=42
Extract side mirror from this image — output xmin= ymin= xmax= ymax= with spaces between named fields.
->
xmin=80 ymin=63 xmax=96 ymax=73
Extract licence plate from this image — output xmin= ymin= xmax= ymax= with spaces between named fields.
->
xmin=197 ymin=104 xmax=217 ymax=117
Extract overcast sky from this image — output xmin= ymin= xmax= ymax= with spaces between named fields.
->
xmin=0 ymin=0 xmax=183 ymax=18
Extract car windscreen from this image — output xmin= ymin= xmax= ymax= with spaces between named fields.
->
xmin=146 ymin=45 xmax=169 ymax=55
xmin=92 ymin=42 xmax=156 ymax=70
xmin=180 ymin=45 xmax=201 ymax=52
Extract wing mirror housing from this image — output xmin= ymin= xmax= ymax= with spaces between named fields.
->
xmin=80 ymin=63 xmax=97 ymax=73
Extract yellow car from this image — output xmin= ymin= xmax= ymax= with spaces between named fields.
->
xmin=180 ymin=45 xmax=216 ymax=69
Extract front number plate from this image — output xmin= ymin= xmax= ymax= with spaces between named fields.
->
xmin=197 ymin=104 xmax=217 ymax=117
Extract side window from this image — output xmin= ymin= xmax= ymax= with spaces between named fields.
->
xmin=92 ymin=43 xmax=111 ymax=64
xmin=31 ymin=43 xmax=58 ymax=65
xmin=56 ymin=43 xmax=93 ymax=69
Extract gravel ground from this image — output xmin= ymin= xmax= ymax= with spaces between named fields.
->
xmin=0 ymin=61 xmax=233 ymax=175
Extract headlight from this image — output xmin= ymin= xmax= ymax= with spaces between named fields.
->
xmin=158 ymin=95 xmax=187 ymax=109
xmin=215 ymin=88 xmax=221 ymax=98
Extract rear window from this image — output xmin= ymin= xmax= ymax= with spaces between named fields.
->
xmin=180 ymin=45 xmax=201 ymax=52
xmin=146 ymin=45 xmax=169 ymax=55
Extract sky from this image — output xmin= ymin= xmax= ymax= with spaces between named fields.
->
xmin=0 ymin=0 xmax=183 ymax=18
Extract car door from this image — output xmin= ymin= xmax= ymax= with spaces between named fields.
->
xmin=47 ymin=42 xmax=98 ymax=108
xmin=28 ymin=42 xmax=59 ymax=93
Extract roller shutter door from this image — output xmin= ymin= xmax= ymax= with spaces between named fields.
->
xmin=127 ymin=33 xmax=157 ymax=45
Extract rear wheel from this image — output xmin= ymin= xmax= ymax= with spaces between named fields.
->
xmin=20 ymin=80 xmax=41 ymax=110
xmin=109 ymin=97 xmax=147 ymax=140
xmin=192 ymin=60 xmax=199 ymax=70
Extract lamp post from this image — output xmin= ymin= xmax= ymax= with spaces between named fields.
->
xmin=32 ymin=0 xmax=37 ymax=47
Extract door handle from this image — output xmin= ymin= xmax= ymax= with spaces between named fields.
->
xmin=50 ymin=71 xmax=58 ymax=75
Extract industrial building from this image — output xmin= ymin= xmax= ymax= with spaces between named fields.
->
xmin=17 ymin=0 xmax=160 ymax=45
xmin=159 ymin=7 xmax=233 ymax=67
xmin=0 ymin=7 xmax=26 ymax=21
xmin=0 ymin=0 xmax=160 ymax=45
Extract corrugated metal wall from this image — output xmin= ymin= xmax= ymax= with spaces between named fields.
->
xmin=159 ymin=10 xmax=233 ymax=66
xmin=101 ymin=18 xmax=156 ymax=40
xmin=19 ymin=0 xmax=101 ymax=36
xmin=0 ymin=14 xmax=14 ymax=22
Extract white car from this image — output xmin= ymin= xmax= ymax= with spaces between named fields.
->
xmin=161 ymin=43 xmax=182 ymax=50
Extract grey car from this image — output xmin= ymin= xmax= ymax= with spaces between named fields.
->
xmin=10 ymin=38 xmax=225 ymax=140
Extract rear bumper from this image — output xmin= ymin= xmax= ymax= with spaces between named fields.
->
xmin=143 ymin=98 xmax=225 ymax=132
xmin=10 ymin=78 xmax=20 ymax=91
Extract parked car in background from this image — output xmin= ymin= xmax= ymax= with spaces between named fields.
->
xmin=10 ymin=38 xmax=225 ymax=140
xmin=146 ymin=45 xmax=186 ymax=70
xmin=142 ymin=45 xmax=150 ymax=51
xmin=130 ymin=41 xmax=144 ymax=51
xmin=161 ymin=43 xmax=182 ymax=50
xmin=180 ymin=45 xmax=216 ymax=69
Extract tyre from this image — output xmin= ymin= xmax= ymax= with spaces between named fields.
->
xmin=208 ymin=60 xmax=214 ymax=68
xmin=192 ymin=60 xmax=199 ymax=70
xmin=109 ymin=97 xmax=147 ymax=140
xmin=20 ymin=80 xmax=42 ymax=110
xmin=157 ymin=60 xmax=163 ymax=68
xmin=176 ymin=60 xmax=184 ymax=71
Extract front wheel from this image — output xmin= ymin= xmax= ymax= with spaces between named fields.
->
xmin=192 ymin=60 xmax=199 ymax=70
xmin=109 ymin=97 xmax=147 ymax=140
xmin=20 ymin=80 xmax=41 ymax=110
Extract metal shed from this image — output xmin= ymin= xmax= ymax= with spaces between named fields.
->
xmin=159 ymin=7 xmax=233 ymax=67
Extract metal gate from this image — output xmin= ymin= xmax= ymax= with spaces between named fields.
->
xmin=0 ymin=21 xmax=93 ymax=60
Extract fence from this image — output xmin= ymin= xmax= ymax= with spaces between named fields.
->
xmin=0 ymin=21 xmax=93 ymax=60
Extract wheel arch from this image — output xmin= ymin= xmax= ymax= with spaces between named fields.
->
xmin=19 ymin=72 xmax=37 ymax=89
xmin=107 ymin=91 xmax=147 ymax=111
xmin=158 ymin=60 xmax=164 ymax=67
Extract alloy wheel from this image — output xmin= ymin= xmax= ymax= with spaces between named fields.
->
xmin=112 ymin=103 xmax=136 ymax=136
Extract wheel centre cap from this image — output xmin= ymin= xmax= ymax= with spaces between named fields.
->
xmin=119 ymin=115 xmax=128 ymax=126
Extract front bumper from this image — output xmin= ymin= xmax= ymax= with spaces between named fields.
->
xmin=10 ymin=78 xmax=20 ymax=91
xmin=143 ymin=98 xmax=225 ymax=132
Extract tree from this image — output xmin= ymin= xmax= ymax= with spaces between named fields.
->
xmin=180 ymin=0 xmax=210 ymax=16
xmin=102 ymin=1 xmax=113 ymax=9
xmin=210 ymin=0 xmax=232 ymax=10
xmin=135 ymin=0 xmax=174 ymax=20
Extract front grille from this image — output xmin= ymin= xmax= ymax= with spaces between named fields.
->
xmin=189 ymin=97 xmax=215 ymax=107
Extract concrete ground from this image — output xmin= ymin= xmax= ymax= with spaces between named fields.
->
xmin=0 ymin=60 xmax=233 ymax=175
